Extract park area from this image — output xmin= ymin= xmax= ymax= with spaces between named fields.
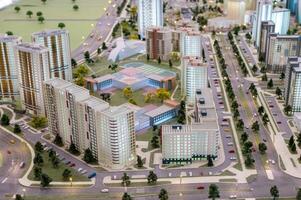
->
xmin=0 ymin=0 xmax=109 ymax=49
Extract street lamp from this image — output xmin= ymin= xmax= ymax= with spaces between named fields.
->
xmin=22 ymin=188 xmax=26 ymax=198
xmin=179 ymin=174 xmax=183 ymax=197
xmin=91 ymin=23 xmax=94 ymax=27
xmin=69 ymin=177 xmax=73 ymax=187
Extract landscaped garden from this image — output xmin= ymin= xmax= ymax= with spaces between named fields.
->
xmin=0 ymin=0 xmax=110 ymax=49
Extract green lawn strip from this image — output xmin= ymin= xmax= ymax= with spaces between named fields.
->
xmin=1 ymin=107 xmax=13 ymax=119
xmin=28 ymin=151 xmax=89 ymax=182
xmin=0 ymin=0 xmax=110 ymax=49
xmin=246 ymin=174 xmax=257 ymax=183
xmin=105 ymin=181 xmax=171 ymax=187
xmin=23 ymin=194 xmax=121 ymax=200
xmin=136 ymin=129 xmax=154 ymax=141
xmin=219 ymin=178 xmax=237 ymax=182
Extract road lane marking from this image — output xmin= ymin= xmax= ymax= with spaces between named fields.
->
xmin=1 ymin=177 xmax=7 ymax=184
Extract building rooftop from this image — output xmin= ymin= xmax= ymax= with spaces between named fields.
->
xmin=0 ymin=34 xmax=21 ymax=42
xmin=15 ymin=42 xmax=49 ymax=52
xmin=145 ymin=105 xmax=175 ymax=118
xmin=81 ymin=96 xmax=109 ymax=112
xmin=102 ymin=104 xmax=133 ymax=117
xmin=162 ymin=123 xmax=219 ymax=134
xmin=183 ymin=56 xmax=206 ymax=67
xmin=32 ymin=29 xmax=69 ymax=37
xmin=44 ymin=78 xmax=72 ymax=89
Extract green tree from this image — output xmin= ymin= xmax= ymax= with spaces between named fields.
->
xmin=296 ymin=188 xmax=301 ymax=200
xmin=68 ymin=142 xmax=79 ymax=155
xmin=267 ymin=79 xmax=274 ymax=89
xmin=15 ymin=194 xmax=24 ymax=200
xmin=73 ymin=5 xmax=79 ymax=10
xmin=245 ymin=154 xmax=255 ymax=167
xmin=284 ymin=105 xmax=292 ymax=116
xmin=84 ymin=51 xmax=90 ymax=63
xmin=207 ymin=155 xmax=214 ymax=167
xmin=146 ymin=54 xmax=150 ymax=61
xmin=208 ymin=184 xmax=220 ymax=200
xmin=258 ymin=106 xmax=265 ymax=116
xmin=122 ymin=193 xmax=132 ymax=200
xmin=48 ymin=149 xmax=56 ymax=159
xmin=26 ymin=10 xmax=33 ymax=18
xmin=71 ymin=58 xmax=77 ymax=67
xmin=151 ymin=135 xmax=160 ymax=148
xmin=296 ymin=133 xmax=301 ymax=147
xmin=262 ymin=113 xmax=269 ymax=125
xmin=258 ymin=142 xmax=267 ymax=154
xmin=252 ymin=64 xmax=258 ymax=73
xmin=262 ymin=73 xmax=268 ymax=81
xmin=41 ymin=0 xmax=47 ymax=4
xmin=13 ymin=124 xmax=21 ymax=134
xmin=275 ymin=87 xmax=282 ymax=98
xmin=83 ymin=148 xmax=96 ymax=163
xmin=33 ymin=152 xmax=44 ymax=166
xmin=30 ymin=116 xmax=47 ymax=128
xmin=159 ymin=188 xmax=168 ymax=200
xmin=240 ymin=132 xmax=248 ymax=144
xmin=123 ymin=87 xmax=133 ymax=98
xmin=242 ymin=141 xmax=253 ymax=155
xmin=158 ymin=57 xmax=161 ymax=64
xmin=6 ymin=31 xmax=13 ymax=35
xmin=38 ymin=16 xmax=45 ymax=23
xmin=137 ymin=155 xmax=143 ymax=168
xmin=53 ymin=134 xmax=64 ymax=146
xmin=1 ymin=114 xmax=10 ymax=126
xmin=102 ymin=42 xmax=107 ymax=50
xmin=36 ymin=11 xmax=43 ymax=17
xmin=62 ymin=169 xmax=72 ymax=181
xmin=236 ymin=119 xmax=244 ymax=130
xmin=40 ymin=173 xmax=52 ymax=187
xmin=147 ymin=171 xmax=157 ymax=184
xmin=270 ymin=185 xmax=279 ymax=200
xmin=156 ymin=88 xmax=170 ymax=102
xmin=35 ymin=141 xmax=44 ymax=152
xmin=121 ymin=173 xmax=131 ymax=186
xmin=51 ymin=156 xmax=60 ymax=168
xmin=33 ymin=166 xmax=42 ymax=180
xmin=251 ymin=121 xmax=260 ymax=132
xmin=58 ymin=22 xmax=66 ymax=29
xmin=168 ymin=59 xmax=173 ymax=68
xmin=288 ymin=135 xmax=295 ymax=148
xmin=14 ymin=6 xmax=21 ymax=13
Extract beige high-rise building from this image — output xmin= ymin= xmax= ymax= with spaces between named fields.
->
xmin=0 ymin=35 xmax=21 ymax=100
xmin=15 ymin=43 xmax=50 ymax=115
xmin=227 ymin=0 xmax=246 ymax=24
xmin=43 ymin=78 xmax=136 ymax=170
xmin=32 ymin=29 xmax=72 ymax=81
xmin=146 ymin=26 xmax=173 ymax=61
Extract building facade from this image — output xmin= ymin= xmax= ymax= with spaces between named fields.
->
xmin=32 ymin=29 xmax=72 ymax=81
xmin=161 ymin=123 xmax=219 ymax=164
xmin=266 ymin=34 xmax=301 ymax=73
xmin=227 ymin=0 xmax=246 ymax=24
xmin=252 ymin=0 xmax=273 ymax=47
xmin=138 ymin=0 xmax=163 ymax=39
xmin=285 ymin=57 xmax=301 ymax=113
xmin=181 ymin=56 xmax=208 ymax=102
xmin=0 ymin=35 xmax=21 ymax=100
xmin=271 ymin=8 xmax=290 ymax=35
xmin=259 ymin=20 xmax=275 ymax=61
xmin=146 ymin=26 xmax=173 ymax=61
xmin=15 ymin=43 xmax=50 ymax=115
xmin=180 ymin=28 xmax=202 ymax=57
xmin=43 ymin=78 xmax=136 ymax=169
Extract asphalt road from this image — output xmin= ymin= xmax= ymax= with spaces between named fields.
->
xmin=71 ymin=0 xmax=123 ymax=62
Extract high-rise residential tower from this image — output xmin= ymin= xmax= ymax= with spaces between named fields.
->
xmin=259 ymin=20 xmax=275 ymax=61
xmin=15 ymin=43 xmax=50 ymax=115
xmin=252 ymin=0 xmax=273 ymax=47
xmin=0 ymin=35 xmax=21 ymax=100
xmin=32 ymin=29 xmax=72 ymax=81
xmin=285 ymin=57 xmax=301 ymax=113
xmin=227 ymin=0 xmax=246 ymax=24
xmin=266 ymin=34 xmax=301 ymax=73
xmin=138 ymin=0 xmax=163 ymax=39
xmin=180 ymin=28 xmax=202 ymax=57
xmin=181 ymin=56 xmax=208 ymax=102
xmin=271 ymin=8 xmax=290 ymax=35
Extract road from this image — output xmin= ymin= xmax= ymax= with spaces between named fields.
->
xmin=71 ymin=0 xmax=124 ymax=62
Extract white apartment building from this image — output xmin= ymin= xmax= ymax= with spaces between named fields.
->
xmin=252 ymin=0 xmax=273 ymax=47
xmin=266 ymin=34 xmax=301 ymax=73
xmin=271 ymin=8 xmax=290 ymax=35
xmin=285 ymin=57 xmax=301 ymax=113
xmin=138 ymin=0 xmax=163 ymax=39
xmin=180 ymin=28 xmax=202 ymax=57
xmin=15 ymin=43 xmax=50 ymax=115
xmin=99 ymin=106 xmax=136 ymax=169
xmin=0 ymin=34 xmax=22 ymax=100
xmin=162 ymin=123 xmax=219 ymax=164
xmin=181 ymin=56 xmax=208 ymax=102
xmin=43 ymin=78 xmax=136 ymax=169
xmin=32 ymin=29 xmax=72 ymax=81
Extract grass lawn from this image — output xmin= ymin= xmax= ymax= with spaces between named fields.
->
xmin=0 ymin=0 xmax=110 ymax=50
xmin=110 ymin=89 xmax=162 ymax=107
xmin=28 ymin=151 xmax=88 ymax=182
xmin=136 ymin=129 xmax=154 ymax=141
xmin=2 ymin=107 xmax=14 ymax=119
xmin=88 ymin=57 xmax=122 ymax=77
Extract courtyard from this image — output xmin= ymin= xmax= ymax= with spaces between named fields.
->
xmin=0 ymin=0 xmax=109 ymax=49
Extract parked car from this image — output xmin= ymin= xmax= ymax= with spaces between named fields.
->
xmin=229 ymin=195 xmax=237 ymax=199
xmin=19 ymin=162 xmax=25 ymax=168
xmin=101 ymin=188 xmax=109 ymax=193
xmin=197 ymin=186 xmax=205 ymax=190
xmin=70 ymin=163 xmax=76 ymax=167
xmin=229 ymin=150 xmax=235 ymax=153
xmin=230 ymin=157 xmax=237 ymax=161
xmin=88 ymin=172 xmax=97 ymax=179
